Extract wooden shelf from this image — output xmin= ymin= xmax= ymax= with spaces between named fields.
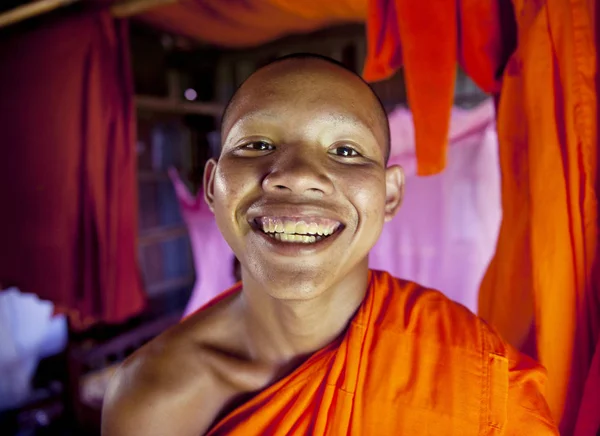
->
xmin=135 ymin=95 xmax=223 ymax=117
xmin=138 ymin=224 xmax=188 ymax=245
xmin=112 ymin=0 xmax=177 ymax=18
xmin=146 ymin=275 xmax=195 ymax=297
xmin=138 ymin=170 xmax=170 ymax=182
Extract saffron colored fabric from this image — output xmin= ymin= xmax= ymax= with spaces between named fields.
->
xmin=139 ymin=0 xmax=366 ymax=49
xmin=206 ymin=270 xmax=557 ymax=435
xmin=476 ymin=1 xmax=598 ymax=432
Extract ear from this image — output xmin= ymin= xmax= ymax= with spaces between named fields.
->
xmin=203 ymin=159 xmax=218 ymax=212
xmin=383 ymin=165 xmax=405 ymax=222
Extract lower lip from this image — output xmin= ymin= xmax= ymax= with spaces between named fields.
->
xmin=252 ymin=228 xmax=341 ymax=256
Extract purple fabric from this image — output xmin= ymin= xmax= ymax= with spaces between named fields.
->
xmin=370 ymin=100 xmax=501 ymax=312
xmin=175 ymin=100 xmax=500 ymax=315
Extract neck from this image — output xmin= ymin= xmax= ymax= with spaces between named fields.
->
xmin=239 ymin=261 xmax=370 ymax=367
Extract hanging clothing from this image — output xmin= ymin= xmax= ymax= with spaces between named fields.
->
xmin=370 ymin=100 xmax=501 ymax=314
xmin=363 ymin=0 xmax=510 ymax=175
xmin=0 ymin=10 xmax=146 ymax=328
xmin=363 ymin=1 xmax=598 ymax=431
xmin=477 ymin=1 xmax=598 ymax=432
xmin=168 ymin=169 xmax=236 ymax=318
xmin=207 ymin=270 xmax=557 ymax=435
xmin=139 ymin=0 xmax=366 ymax=48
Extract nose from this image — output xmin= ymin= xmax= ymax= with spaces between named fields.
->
xmin=262 ymin=151 xmax=334 ymax=197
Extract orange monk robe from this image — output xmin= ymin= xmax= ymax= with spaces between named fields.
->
xmin=207 ymin=271 xmax=557 ymax=435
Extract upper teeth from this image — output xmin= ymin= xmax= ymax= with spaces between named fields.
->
xmin=258 ymin=217 xmax=340 ymax=236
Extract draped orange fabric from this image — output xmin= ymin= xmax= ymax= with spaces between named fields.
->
xmin=362 ymin=0 xmax=511 ymax=175
xmin=359 ymin=0 xmax=600 ymax=431
xmin=477 ymin=1 xmax=598 ymax=433
xmin=207 ymin=270 xmax=557 ymax=435
xmin=363 ymin=0 xmax=456 ymax=175
xmin=139 ymin=0 xmax=366 ymax=48
xmin=0 ymin=11 xmax=146 ymax=328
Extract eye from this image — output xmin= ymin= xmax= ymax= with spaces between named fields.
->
xmin=242 ymin=141 xmax=275 ymax=152
xmin=330 ymin=145 xmax=360 ymax=157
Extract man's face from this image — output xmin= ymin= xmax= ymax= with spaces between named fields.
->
xmin=205 ymin=60 xmax=403 ymax=298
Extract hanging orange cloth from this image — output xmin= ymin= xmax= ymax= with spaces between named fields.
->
xmin=362 ymin=0 xmax=511 ymax=175
xmin=362 ymin=0 xmax=598 ymax=432
xmin=207 ymin=270 xmax=557 ymax=435
xmin=477 ymin=1 xmax=598 ymax=433
xmin=139 ymin=0 xmax=366 ymax=48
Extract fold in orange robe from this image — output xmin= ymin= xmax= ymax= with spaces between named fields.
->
xmin=208 ymin=270 xmax=557 ymax=435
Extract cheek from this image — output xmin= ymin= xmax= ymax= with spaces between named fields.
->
xmin=348 ymin=172 xmax=387 ymax=247
xmin=212 ymin=160 xmax=263 ymax=222
xmin=214 ymin=161 xmax=253 ymax=201
xmin=349 ymin=172 xmax=387 ymax=219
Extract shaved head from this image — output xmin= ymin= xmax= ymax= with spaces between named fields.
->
xmin=220 ymin=53 xmax=391 ymax=162
xmin=206 ymin=52 xmax=405 ymax=301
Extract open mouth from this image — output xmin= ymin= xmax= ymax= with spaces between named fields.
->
xmin=254 ymin=217 xmax=342 ymax=244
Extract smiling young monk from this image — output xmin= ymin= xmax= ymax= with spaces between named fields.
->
xmin=102 ymin=54 xmax=558 ymax=435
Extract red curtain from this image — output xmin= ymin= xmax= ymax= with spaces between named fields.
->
xmin=0 ymin=11 xmax=146 ymax=329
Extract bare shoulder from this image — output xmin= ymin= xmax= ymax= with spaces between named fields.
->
xmin=101 ymin=292 xmax=244 ymax=436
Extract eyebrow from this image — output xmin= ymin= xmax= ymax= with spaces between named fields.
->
xmin=226 ymin=109 xmax=376 ymax=137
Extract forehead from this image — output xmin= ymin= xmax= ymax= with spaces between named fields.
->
xmin=222 ymin=62 xmax=384 ymax=138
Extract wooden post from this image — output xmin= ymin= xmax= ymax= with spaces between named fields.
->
xmin=0 ymin=0 xmax=78 ymax=29
xmin=111 ymin=0 xmax=178 ymax=18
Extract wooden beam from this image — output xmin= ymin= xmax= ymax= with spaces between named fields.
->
xmin=0 ymin=0 xmax=78 ymax=29
xmin=138 ymin=224 xmax=189 ymax=245
xmin=138 ymin=170 xmax=170 ymax=182
xmin=111 ymin=0 xmax=177 ymax=18
xmin=146 ymin=276 xmax=195 ymax=297
xmin=135 ymin=95 xmax=224 ymax=117
xmin=0 ymin=0 xmax=179 ymax=30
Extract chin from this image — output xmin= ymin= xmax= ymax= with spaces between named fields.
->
xmin=247 ymin=260 xmax=341 ymax=301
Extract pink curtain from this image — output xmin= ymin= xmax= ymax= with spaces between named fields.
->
xmin=168 ymin=169 xmax=236 ymax=318
xmin=370 ymin=100 xmax=501 ymax=312
xmin=0 ymin=11 xmax=146 ymax=328
xmin=178 ymin=101 xmax=500 ymax=315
